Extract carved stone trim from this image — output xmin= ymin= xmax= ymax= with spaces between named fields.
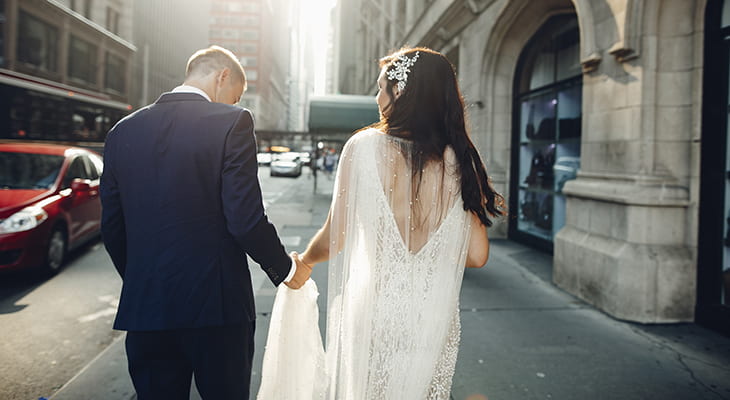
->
xmin=571 ymin=0 xmax=603 ymax=72
xmin=581 ymin=52 xmax=602 ymax=73
xmin=608 ymin=0 xmax=643 ymax=63
xmin=562 ymin=171 xmax=690 ymax=207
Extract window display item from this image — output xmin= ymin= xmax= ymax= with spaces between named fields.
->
xmin=558 ymin=117 xmax=581 ymax=138
xmin=520 ymin=191 xmax=538 ymax=222
xmin=524 ymin=144 xmax=555 ymax=188
xmin=535 ymin=195 xmax=553 ymax=230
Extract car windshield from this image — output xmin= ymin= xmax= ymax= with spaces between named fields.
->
xmin=0 ymin=152 xmax=65 ymax=190
xmin=273 ymin=153 xmax=300 ymax=162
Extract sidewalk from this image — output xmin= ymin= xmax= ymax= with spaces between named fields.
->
xmin=51 ymin=175 xmax=730 ymax=400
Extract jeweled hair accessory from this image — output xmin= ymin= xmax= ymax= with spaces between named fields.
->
xmin=386 ymin=51 xmax=420 ymax=92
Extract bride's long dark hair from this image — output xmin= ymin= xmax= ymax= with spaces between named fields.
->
xmin=368 ymin=47 xmax=505 ymax=227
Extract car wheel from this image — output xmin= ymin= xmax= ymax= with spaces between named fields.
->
xmin=45 ymin=226 xmax=67 ymax=274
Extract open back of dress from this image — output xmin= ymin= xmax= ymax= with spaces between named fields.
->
xmin=326 ymin=129 xmax=472 ymax=399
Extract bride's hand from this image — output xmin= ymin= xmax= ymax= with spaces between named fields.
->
xmin=285 ymin=252 xmax=313 ymax=289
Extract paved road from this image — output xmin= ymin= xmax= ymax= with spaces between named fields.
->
xmin=0 ymin=166 xmax=316 ymax=400
xmin=0 ymin=240 xmax=122 ymax=400
xmin=6 ymin=165 xmax=730 ymax=400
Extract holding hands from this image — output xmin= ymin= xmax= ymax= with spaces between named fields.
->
xmin=284 ymin=251 xmax=313 ymax=289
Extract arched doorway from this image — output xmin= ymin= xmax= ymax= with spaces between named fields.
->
xmin=698 ymin=0 xmax=730 ymax=335
xmin=509 ymin=15 xmax=582 ymax=252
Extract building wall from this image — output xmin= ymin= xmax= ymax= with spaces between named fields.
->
xmin=3 ymin=0 xmax=135 ymax=103
xmin=257 ymin=0 xmax=291 ymax=131
xmin=335 ymin=0 xmax=711 ymax=324
xmin=287 ymin=0 xmax=314 ymax=131
xmin=209 ymin=0 xmax=291 ymax=131
xmin=54 ymin=0 xmax=133 ymax=41
xmin=333 ymin=0 xmax=361 ymax=94
xmin=131 ymin=0 xmax=210 ymax=107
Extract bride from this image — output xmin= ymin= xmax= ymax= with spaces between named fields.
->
xmin=259 ymin=47 xmax=504 ymax=399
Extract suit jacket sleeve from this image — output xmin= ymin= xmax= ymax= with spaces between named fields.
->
xmin=222 ymin=109 xmax=292 ymax=286
xmin=100 ymin=129 xmax=127 ymax=278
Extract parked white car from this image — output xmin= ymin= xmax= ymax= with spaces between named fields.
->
xmin=270 ymin=152 xmax=303 ymax=177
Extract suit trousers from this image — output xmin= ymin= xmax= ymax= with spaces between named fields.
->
xmin=125 ymin=321 xmax=255 ymax=400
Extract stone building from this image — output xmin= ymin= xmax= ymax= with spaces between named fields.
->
xmin=131 ymin=0 xmax=210 ymax=107
xmin=209 ymin=0 xmax=292 ymax=131
xmin=55 ymin=0 xmax=133 ymax=41
xmin=334 ymin=0 xmax=730 ymax=335
xmin=0 ymin=0 xmax=135 ymax=142
xmin=1 ymin=0 xmax=134 ymax=102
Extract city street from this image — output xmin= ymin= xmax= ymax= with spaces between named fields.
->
xmin=0 ymin=239 xmax=122 ymax=400
xmin=3 ymin=165 xmax=730 ymax=400
xmin=0 ymin=167 xmax=320 ymax=400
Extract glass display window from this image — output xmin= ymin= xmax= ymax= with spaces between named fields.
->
xmin=510 ymin=15 xmax=582 ymax=250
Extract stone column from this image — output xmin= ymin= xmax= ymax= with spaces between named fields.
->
xmin=59 ymin=13 xmax=70 ymax=84
xmin=6 ymin=0 xmax=18 ymax=70
xmin=96 ymin=37 xmax=105 ymax=91
xmin=554 ymin=0 xmax=699 ymax=323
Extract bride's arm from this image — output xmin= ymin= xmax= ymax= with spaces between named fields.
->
xmin=465 ymin=212 xmax=489 ymax=268
xmin=300 ymin=211 xmax=333 ymax=265
xmin=300 ymin=137 xmax=359 ymax=266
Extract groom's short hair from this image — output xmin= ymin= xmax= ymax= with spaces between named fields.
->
xmin=186 ymin=45 xmax=246 ymax=86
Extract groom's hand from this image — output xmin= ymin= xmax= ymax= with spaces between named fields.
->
xmin=285 ymin=252 xmax=312 ymax=289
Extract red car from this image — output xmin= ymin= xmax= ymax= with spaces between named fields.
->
xmin=0 ymin=142 xmax=103 ymax=274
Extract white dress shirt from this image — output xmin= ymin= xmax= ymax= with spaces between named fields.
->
xmin=171 ymin=85 xmax=297 ymax=283
xmin=171 ymin=85 xmax=212 ymax=101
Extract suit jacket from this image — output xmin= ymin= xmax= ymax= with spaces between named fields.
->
xmin=100 ymin=92 xmax=291 ymax=331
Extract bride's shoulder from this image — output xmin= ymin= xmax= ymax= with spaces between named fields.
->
xmin=351 ymin=128 xmax=384 ymax=141
xmin=345 ymin=128 xmax=386 ymax=150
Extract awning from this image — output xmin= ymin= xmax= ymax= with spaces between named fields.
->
xmin=308 ymin=94 xmax=380 ymax=135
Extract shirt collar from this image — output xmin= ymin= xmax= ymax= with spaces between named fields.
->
xmin=171 ymin=85 xmax=212 ymax=102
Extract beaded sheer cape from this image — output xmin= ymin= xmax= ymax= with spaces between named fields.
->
xmin=324 ymin=129 xmax=472 ymax=399
xmin=258 ymin=129 xmax=473 ymax=399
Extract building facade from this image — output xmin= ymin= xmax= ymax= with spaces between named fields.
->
xmin=209 ymin=0 xmax=291 ymax=131
xmin=286 ymin=0 xmax=315 ymax=132
xmin=2 ymin=0 xmax=134 ymax=102
xmin=335 ymin=0 xmax=729 ymax=334
xmin=0 ymin=0 xmax=135 ymax=142
xmin=130 ymin=0 xmax=210 ymax=108
xmin=55 ymin=0 xmax=133 ymax=41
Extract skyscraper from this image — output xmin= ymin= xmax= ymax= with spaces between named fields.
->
xmin=209 ymin=0 xmax=291 ymax=131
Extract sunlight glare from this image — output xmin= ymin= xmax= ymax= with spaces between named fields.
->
xmin=297 ymin=0 xmax=336 ymax=94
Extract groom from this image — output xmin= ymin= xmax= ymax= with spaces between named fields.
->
xmin=100 ymin=46 xmax=311 ymax=399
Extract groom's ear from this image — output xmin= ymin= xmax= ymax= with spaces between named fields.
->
xmin=218 ymin=68 xmax=231 ymax=86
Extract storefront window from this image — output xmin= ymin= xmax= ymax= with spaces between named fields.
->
xmin=68 ymin=35 xmax=98 ymax=85
xmin=17 ymin=11 xmax=58 ymax=72
xmin=511 ymin=15 xmax=581 ymax=248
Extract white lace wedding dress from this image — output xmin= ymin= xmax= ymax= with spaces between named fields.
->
xmin=258 ymin=129 xmax=473 ymax=400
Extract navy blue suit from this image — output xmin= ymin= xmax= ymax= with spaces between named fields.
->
xmin=100 ymin=92 xmax=291 ymax=399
